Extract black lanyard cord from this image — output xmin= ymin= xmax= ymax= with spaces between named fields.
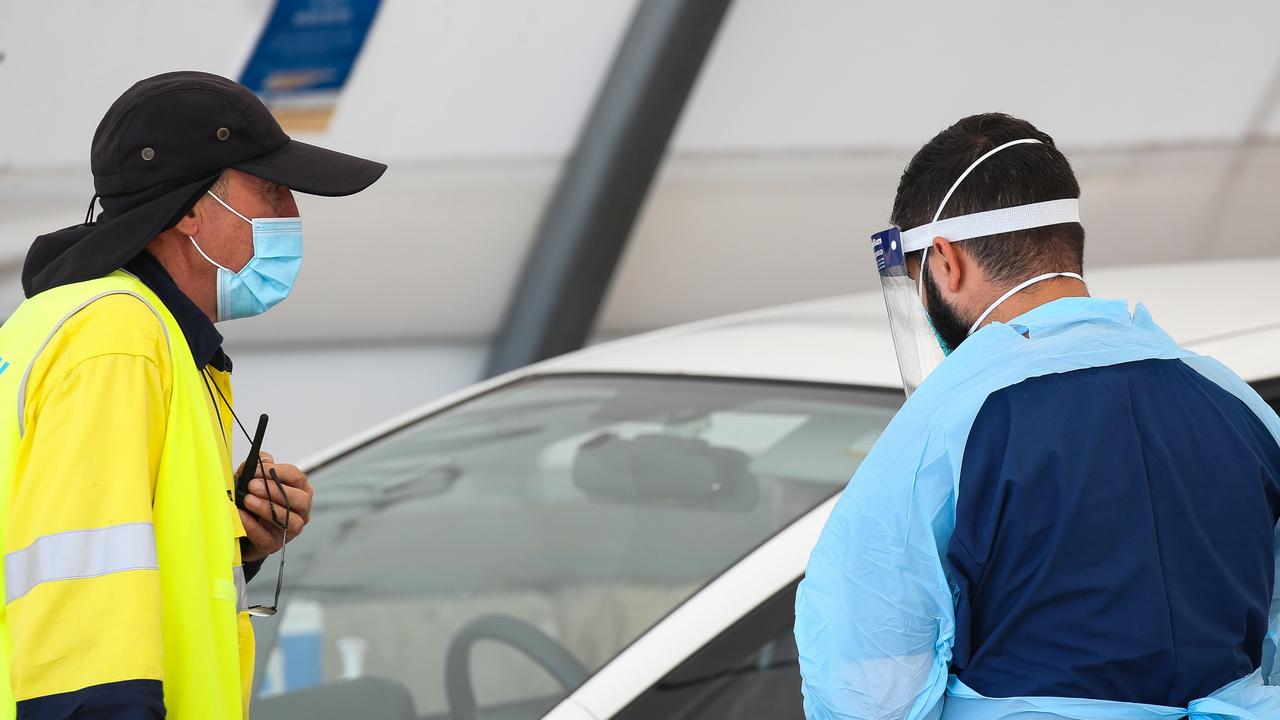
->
xmin=200 ymin=370 xmax=231 ymax=454
xmin=198 ymin=368 xmax=291 ymax=617
xmin=202 ymin=368 xmax=254 ymax=446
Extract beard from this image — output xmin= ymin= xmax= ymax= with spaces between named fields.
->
xmin=922 ymin=269 xmax=972 ymax=354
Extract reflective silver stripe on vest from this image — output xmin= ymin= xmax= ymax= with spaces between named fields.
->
xmin=4 ymin=522 xmax=158 ymax=603
xmin=233 ymin=565 xmax=249 ymax=612
xmin=17 ymin=288 xmax=169 ymax=437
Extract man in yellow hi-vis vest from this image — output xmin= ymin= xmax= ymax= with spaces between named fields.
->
xmin=0 ymin=72 xmax=385 ymax=718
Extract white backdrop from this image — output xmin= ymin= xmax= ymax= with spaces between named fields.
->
xmin=3 ymin=0 xmax=1279 ymax=460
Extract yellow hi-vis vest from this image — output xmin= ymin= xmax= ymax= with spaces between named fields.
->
xmin=0 ymin=271 xmax=254 ymax=718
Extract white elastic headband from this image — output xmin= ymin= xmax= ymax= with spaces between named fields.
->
xmin=913 ymin=137 xmax=1081 ymax=298
xmin=900 ymin=197 xmax=1080 ymax=253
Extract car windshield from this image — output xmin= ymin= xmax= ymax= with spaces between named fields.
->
xmin=251 ymin=374 xmax=899 ymax=720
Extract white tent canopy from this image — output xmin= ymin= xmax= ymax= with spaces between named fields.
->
xmin=3 ymin=0 xmax=1278 ymax=458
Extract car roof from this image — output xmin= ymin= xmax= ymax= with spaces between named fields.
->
xmin=302 ymin=259 xmax=1279 ymax=471
xmin=541 ymin=259 xmax=1280 ymax=387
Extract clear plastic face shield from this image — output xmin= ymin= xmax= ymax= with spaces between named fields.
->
xmin=872 ymin=228 xmax=944 ymax=397
xmin=872 ymin=139 xmax=1083 ymax=396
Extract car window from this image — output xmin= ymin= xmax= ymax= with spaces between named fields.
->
xmin=1256 ymin=378 xmax=1280 ymax=417
xmin=250 ymin=375 xmax=899 ymax=720
xmin=613 ymin=581 xmax=803 ymax=720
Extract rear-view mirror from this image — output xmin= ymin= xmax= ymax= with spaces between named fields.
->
xmin=572 ymin=433 xmax=759 ymax=512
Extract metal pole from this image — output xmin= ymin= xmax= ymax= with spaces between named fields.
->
xmin=484 ymin=0 xmax=734 ymax=377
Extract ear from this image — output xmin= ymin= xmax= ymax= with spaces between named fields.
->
xmin=929 ymin=236 xmax=966 ymax=294
xmin=172 ymin=197 xmax=202 ymax=237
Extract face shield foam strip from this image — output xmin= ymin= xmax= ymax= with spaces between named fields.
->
xmin=898 ymin=198 xmax=1080 ymax=253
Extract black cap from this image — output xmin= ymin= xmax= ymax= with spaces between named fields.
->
xmin=22 ymin=71 xmax=387 ymax=297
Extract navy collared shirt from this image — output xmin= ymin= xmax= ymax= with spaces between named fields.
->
xmin=124 ymin=250 xmax=232 ymax=372
xmin=121 ymin=252 xmax=263 ymax=582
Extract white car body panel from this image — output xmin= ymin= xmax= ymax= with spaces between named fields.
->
xmin=541 ymin=698 xmax=598 ymax=720
xmin=304 ymin=260 xmax=1280 ymax=474
xmin=295 ymin=260 xmax=1280 ymax=717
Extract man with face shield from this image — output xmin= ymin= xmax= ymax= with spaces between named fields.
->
xmin=794 ymin=113 xmax=1280 ymax=719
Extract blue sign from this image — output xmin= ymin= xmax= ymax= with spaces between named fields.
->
xmin=240 ymin=0 xmax=382 ymax=103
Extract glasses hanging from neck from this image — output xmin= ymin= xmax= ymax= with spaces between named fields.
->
xmin=201 ymin=370 xmax=290 ymax=617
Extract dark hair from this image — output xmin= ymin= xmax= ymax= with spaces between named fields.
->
xmin=891 ymin=113 xmax=1084 ymax=283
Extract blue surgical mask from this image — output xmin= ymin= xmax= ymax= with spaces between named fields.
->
xmin=190 ymin=191 xmax=303 ymax=322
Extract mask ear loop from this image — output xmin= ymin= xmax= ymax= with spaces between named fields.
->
xmin=189 ymin=235 xmax=233 ymax=273
xmin=917 ymin=138 xmax=1046 ymax=303
xmin=189 ymin=190 xmax=252 ymax=274
xmin=206 ymin=190 xmax=253 ymax=224
xmin=967 ymin=271 xmax=1085 ymax=335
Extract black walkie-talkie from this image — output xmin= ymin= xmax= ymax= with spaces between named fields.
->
xmin=234 ymin=414 xmax=269 ymax=510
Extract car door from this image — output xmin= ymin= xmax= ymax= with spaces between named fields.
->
xmin=609 ymin=581 xmax=803 ymax=720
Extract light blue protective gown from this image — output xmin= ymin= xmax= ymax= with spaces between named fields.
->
xmin=794 ymin=297 xmax=1280 ymax=720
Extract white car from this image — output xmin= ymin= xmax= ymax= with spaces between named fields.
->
xmin=250 ymin=260 xmax=1280 ymax=720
